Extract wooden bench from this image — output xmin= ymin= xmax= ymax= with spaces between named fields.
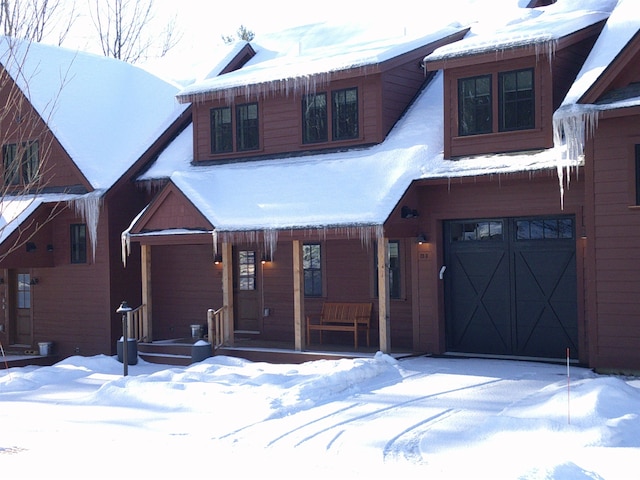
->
xmin=306 ymin=302 xmax=372 ymax=349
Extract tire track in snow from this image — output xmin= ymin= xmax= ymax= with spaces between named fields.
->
xmin=382 ymin=408 xmax=458 ymax=463
xmin=279 ymin=377 xmax=506 ymax=449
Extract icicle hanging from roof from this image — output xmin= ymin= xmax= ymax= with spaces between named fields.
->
xmin=552 ymin=105 xmax=601 ymax=209
xmin=69 ymin=190 xmax=103 ymax=262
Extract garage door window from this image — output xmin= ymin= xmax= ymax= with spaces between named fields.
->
xmin=450 ymin=220 xmax=503 ymax=241
xmin=516 ymin=218 xmax=573 ymax=240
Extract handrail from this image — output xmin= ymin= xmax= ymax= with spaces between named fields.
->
xmin=207 ymin=306 xmax=225 ymax=350
xmin=127 ymin=304 xmax=147 ymax=342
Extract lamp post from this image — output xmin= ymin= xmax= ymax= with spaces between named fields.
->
xmin=116 ymin=301 xmax=133 ymax=376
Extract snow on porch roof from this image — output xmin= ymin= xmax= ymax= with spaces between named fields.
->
xmin=176 ymin=22 xmax=467 ymax=102
xmin=0 ymin=37 xmax=188 ymax=190
xmin=425 ymin=0 xmax=616 ymax=64
xmin=140 ymin=72 xmax=573 ymax=234
xmin=0 ymin=193 xmax=83 ymax=246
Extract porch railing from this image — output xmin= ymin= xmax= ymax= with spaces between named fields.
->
xmin=127 ymin=304 xmax=147 ymax=342
xmin=207 ymin=307 xmax=225 ymax=350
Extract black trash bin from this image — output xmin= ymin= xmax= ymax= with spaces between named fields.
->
xmin=191 ymin=340 xmax=212 ymax=364
xmin=117 ymin=337 xmax=138 ymax=365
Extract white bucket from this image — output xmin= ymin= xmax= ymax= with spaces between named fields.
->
xmin=38 ymin=342 xmax=53 ymax=356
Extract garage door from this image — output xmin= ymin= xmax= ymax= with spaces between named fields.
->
xmin=443 ymin=216 xmax=578 ymax=359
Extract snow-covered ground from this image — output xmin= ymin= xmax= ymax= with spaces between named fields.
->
xmin=1 ymin=353 xmax=638 ymax=479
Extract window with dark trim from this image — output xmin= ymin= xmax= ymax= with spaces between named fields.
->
xmin=458 ymin=75 xmax=492 ymax=136
xmin=302 ymin=93 xmax=328 ymax=144
xmin=499 ymin=68 xmax=534 ymax=131
xmin=303 ymin=243 xmax=322 ymax=297
xmin=374 ymin=240 xmax=401 ymax=299
xmin=236 ymin=103 xmax=259 ymax=151
xmin=238 ymin=250 xmax=256 ymax=290
xmin=332 ymin=87 xmax=358 ymax=140
xmin=635 ymin=145 xmax=640 ymax=205
xmin=210 ymin=107 xmax=233 ymax=153
xmin=458 ymin=69 xmax=535 ymax=136
xmin=70 ymin=224 xmax=87 ymax=264
xmin=3 ymin=141 xmax=39 ymax=186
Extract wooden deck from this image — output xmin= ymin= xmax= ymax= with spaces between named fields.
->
xmin=137 ymin=337 xmax=405 ymax=365
xmin=1 ymin=352 xmax=59 ymax=368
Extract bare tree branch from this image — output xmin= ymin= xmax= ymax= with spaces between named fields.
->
xmin=90 ymin=0 xmax=180 ymax=64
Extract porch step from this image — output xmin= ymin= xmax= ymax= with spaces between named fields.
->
xmin=137 ymin=339 xmax=212 ymax=366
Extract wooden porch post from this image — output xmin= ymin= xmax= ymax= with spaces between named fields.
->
xmin=141 ymin=244 xmax=153 ymax=342
xmin=221 ymin=241 xmax=235 ymax=346
xmin=377 ymin=238 xmax=391 ymax=353
xmin=292 ymin=239 xmax=305 ymax=351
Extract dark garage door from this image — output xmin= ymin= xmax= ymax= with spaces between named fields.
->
xmin=444 ymin=216 xmax=578 ymax=359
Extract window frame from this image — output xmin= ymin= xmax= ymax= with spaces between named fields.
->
xmin=498 ymin=68 xmax=534 ymax=132
xmin=210 ymin=106 xmax=233 ymax=154
xmin=235 ymin=102 xmax=260 ymax=152
xmin=331 ymin=87 xmax=359 ymax=141
xmin=374 ymin=240 xmax=402 ymax=299
xmin=70 ymin=223 xmax=87 ymax=264
xmin=302 ymin=92 xmax=328 ymax=144
xmin=303 ymin=243 xmax=323 ymax=297
xmin=458 ymin=75 xmax=492 ymax=136
xmin=3 ymin=141 xmax=39 ymax=186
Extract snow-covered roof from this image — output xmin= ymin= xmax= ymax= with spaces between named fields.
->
xmin=136 ymin=0 xmax=631 ymax=235
xmin=425 ymin=0 xmax=617 ymax=63
xmin=177 ymin=22 xmax=468 ymax=102
xmin=552 ymin=0 xmax=639 ymax=161
xmin=141 ymin=73 xmax=574 ymax=233
xmin=560 ymin=0 xmax=639 ymax=106
xmin=0 ymin=193 xmax=83 ymax=245
xmin=0 ymin=37 xmax=188 ymax=190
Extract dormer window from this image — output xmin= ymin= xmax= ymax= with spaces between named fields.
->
xmin=210 ymin=103 xmax=259 ymax=154
xmin=332 ymin=87 xmax=359 ymax=140
xmin=236 ymin=103 xmax=259 ymax=151
xmin=458 ymin=75 xmax=491 ymax=136
xmin=458 ymin=68 xmax=534 ymax=136
xmin=301 ymin=87 xmax=359 ymax=145
xmin=499 ymin=69 xmax=534 ymax=131
xmin=302 ymin=93 xmax=328 ymax=144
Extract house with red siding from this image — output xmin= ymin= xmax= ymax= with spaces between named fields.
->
xmin=122 ymin=1 xmax=640 ymax=372
xmin=0 ymin=37 xmax=189 ymax=360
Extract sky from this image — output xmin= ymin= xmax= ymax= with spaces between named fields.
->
xmin=1 ymin=353 xmax=639 ymax=479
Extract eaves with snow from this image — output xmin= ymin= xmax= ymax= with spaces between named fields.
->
xmin=0 ymin=37 xmax=188 ymax=254
xmin=137 ymin=0 xmax=624 ymax=236
xmin=0 ymin=37 xmax=188 ymax=192
xmin=553 ymin=0 xmax=640 ymax=160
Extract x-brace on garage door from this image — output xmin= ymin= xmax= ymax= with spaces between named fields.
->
xmin=443 ymin=216 xmax=578 ymax=360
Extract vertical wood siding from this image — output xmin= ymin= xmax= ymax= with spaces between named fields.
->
xmin=587 ymin=115 xmax=640 ymax=370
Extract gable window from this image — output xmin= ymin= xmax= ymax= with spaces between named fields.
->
xmin=303 ymin=243 xmax=322 ymax=297
xmin=458 ymin=75 xmax=492 ymax=136
xmin=499 ymin=69 xmax=534 ymax=131
xmin=374 ymin=240 xmax=401 ymax=299
xmin=70 ymin=224 xmax=87 ymax=264
xmin=3 ymin=141 xmax=39 ymax=186
xmin=302 ymin=93 xmax=328 ymax=144
xmin=236 ymin=103 xmax=259 ymax=151
xmin=210 ymin=107 xmax=233 ymax=153
xmin=332 ymin=87 xmax=358 ymax=140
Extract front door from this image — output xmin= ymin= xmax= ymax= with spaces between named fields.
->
xmin=9 ymin=269 xmax=33 ymax=346
xmin=234 ymin=249 xmax=261 ymax=333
